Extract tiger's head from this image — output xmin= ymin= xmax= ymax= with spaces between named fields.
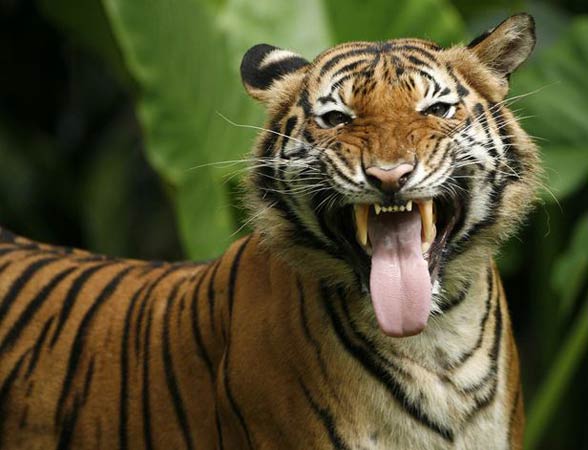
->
xmin=240 ymin=14 xmax=540 ymax=337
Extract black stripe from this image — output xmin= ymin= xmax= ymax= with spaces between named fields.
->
xmin=25 ymin=315 xmax=56 ymax=378
xmin=297 ymin=279 xmax=330 ymax=381
xmin=221 ymin=237 xmax=254 ymax=449
xmin=319 ymin=46 xmax=378 ymax=76
xmin=0 ymin=266 xmax=76 ymax=354
xmin=317 ymin=94 xmax=336 ymax=104
xmin=49 ymin=262 xmax=112 ymax=348
xmin=0 ymin=244 xmax=39 ymax=258
xmin=455 ymin=267 xmax=494 ymax=366
xmin=215 ymin=404 xmax=225 ymax=450
xmin=439 ymin=86 xmax=450 ymax=96
xmin=327 ymin=159 xmax=362 ymax=189
xmin=0 ymin=349 xmax=32 ymax=446
xmin=331 ymin=59 xmax=369 ymax=78
xmin=406 ymin=54 xmax=432 ymax=69
xmin=191 ymin=267 xmax=215 ymax=379
xmin=283 ymin=115 xmax=298 ymax=139
xmin=299 ymin=378 xmax=350 ymax=450
xmin=256 ymin=182 xmax=340 ymax=259
xmin=390 ymin=44 xmax=437 ymax=61
xmin=0 ymin=348 xmax=31 ymax=403
xmin=440 ymin=279 xmax=473 ymax=312
xmin=465 ymin=288 xmax=503 ymax=416
xmin=0 ymin=261 xmax=11 ymax=275
xmin=55 ymin=266 xmax=134 ymax=425
xmin=445 ymin=64 xmax=470 ymax=98
xmin=473 ymin=103 xmax=497 ymax=157
xmin=322 ymin=284 xmax=454 ymax=441
xmin=336 ymin=288 xmax=411 ymax=379
xmin=119 ymin=281 xmax=154 ymax=450
xmin=162 ymin=277 xmax=195 ymax=450
xmin=222 ymin=348 xmax=254 ymax=449
xmin=280 ymin=116 xmax=298 ymax=155
xmin=208 ymin=260 xmax=222 ymax=335
xmin=489 ymin=105 xmax=523 ymax=180
xmin=142 ymin=302 xmax=155 ymax=450
xmin=228 ymin=237 xmax=251 ymax=317
xmin=0 ymin=256 xmax=60 ymax=329
xmin=133 ymin=266 xmax=181 ymax=358
xmin=56 ymin=394 xmax=82 ymax=450
xmin=81 ymin=356 xmax=95 ymax=403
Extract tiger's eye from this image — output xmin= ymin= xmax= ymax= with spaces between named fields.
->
xmin=320 ymin=110 xmax=352 ymax=128
xmin=423 ymin=102 xmax=452 ymax=118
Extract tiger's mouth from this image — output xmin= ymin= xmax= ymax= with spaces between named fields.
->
xmin=352 ymin=198 xmax=460 ymax=276
xmin=341 ymin=197 xmax=460 ymax=337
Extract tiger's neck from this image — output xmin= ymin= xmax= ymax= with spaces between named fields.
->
xmin=188 ymin=233 xmax=519 ymax=447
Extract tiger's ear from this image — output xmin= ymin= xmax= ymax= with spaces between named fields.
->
xmin=241 ymin=44 xmax=310 ymax=104
xmin=467 ymin=14 xmax=535 ymax=78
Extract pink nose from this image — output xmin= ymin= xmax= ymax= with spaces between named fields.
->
xmin=366 ymin=163 xmax=414 ymax=193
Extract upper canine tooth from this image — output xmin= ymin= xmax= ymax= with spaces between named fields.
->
xmin=354 ymin=204 xmax=369 ymax=247
xmin=374 ymin=204 xmax=382 ymax=215
xmin=417 ymin=200 xmax=435 ymax=248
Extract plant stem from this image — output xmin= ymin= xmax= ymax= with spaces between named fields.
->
xmin=525 ymin=294 xmax=588 ymax=449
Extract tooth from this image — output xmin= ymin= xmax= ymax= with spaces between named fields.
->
xmin=399 ymin=205 xmax=405 ymax=212
xmin=354 ymin=204 xmax=369 ymax=247
xmin=374 ymin=204 xmax=382 ymax=215
xmin=406 ymin=201 xmax=413 ymax=212
xmin=421 ymin=241 xmax=431 ymax=254
xmin=418 ymin=200 xmax=435 ymax=252
xmin=421 ymin=224 xmax=437 ymax=254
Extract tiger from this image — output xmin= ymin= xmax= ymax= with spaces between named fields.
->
xmin=0 ymin=13 xmax=539 ymax=450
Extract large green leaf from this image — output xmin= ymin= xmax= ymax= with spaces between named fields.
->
xmin=325 ymin=0 xmax=466 ymax=45
xmin=551 ymin=213 xmax=588 ymax=320
xmin=511 ymin=18 xmax=588 ymax=202
xmin=102 ymin=0 xmax=329 ymax=258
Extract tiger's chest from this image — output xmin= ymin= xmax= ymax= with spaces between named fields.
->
xmin=335 ymin=365 xmax=511 ymax=450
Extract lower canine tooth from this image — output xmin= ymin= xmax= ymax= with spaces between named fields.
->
xmin=406 ymin=201 xmax=413 ymax=211
xmin=374 ymin=204 xmax=382 ymax=215
xmin=354 ymin=204 xmax=369 ymax=247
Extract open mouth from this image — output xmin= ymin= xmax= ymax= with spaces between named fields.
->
xmin=347 ymin=198 xmax=460 ymax=337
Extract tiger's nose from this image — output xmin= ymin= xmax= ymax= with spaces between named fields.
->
xmin=365 ymin=163 xmax=414 ymax=193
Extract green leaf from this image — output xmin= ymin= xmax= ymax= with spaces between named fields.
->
xmin=102 ymin=0 xmax=329 ymax=258
xmin=325 ymin=0 xmax=466 ymax=46
xmin=525 ymin=295 xmax=588 ymax=450
xmin=541 ymin=146 xmax=588 ymax=201
xmin=511 ymin=18 xmax=588 ymax=201
xmin=551 ymin=213 xmax=588 ymax=320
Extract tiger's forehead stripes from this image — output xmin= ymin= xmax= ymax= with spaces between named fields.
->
xmin=304 ymin=48 xmax=463 ymax=121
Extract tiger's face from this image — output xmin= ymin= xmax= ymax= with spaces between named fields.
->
xmin=241 ymin=14 xmax=539 ymax=337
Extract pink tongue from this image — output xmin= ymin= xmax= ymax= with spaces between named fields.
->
xmin=368 ymin=209 xmax=431 ymax=337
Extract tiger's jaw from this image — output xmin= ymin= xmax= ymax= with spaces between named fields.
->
xmin=331 ymin=196 xmax=461 ymax=337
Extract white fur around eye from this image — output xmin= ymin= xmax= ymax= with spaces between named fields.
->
xmin=314 ymin=105 xmax=356 ymax=129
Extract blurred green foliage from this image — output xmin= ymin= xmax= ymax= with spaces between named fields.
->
xmin=0 ymin=0 xmax=586 ymax=448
